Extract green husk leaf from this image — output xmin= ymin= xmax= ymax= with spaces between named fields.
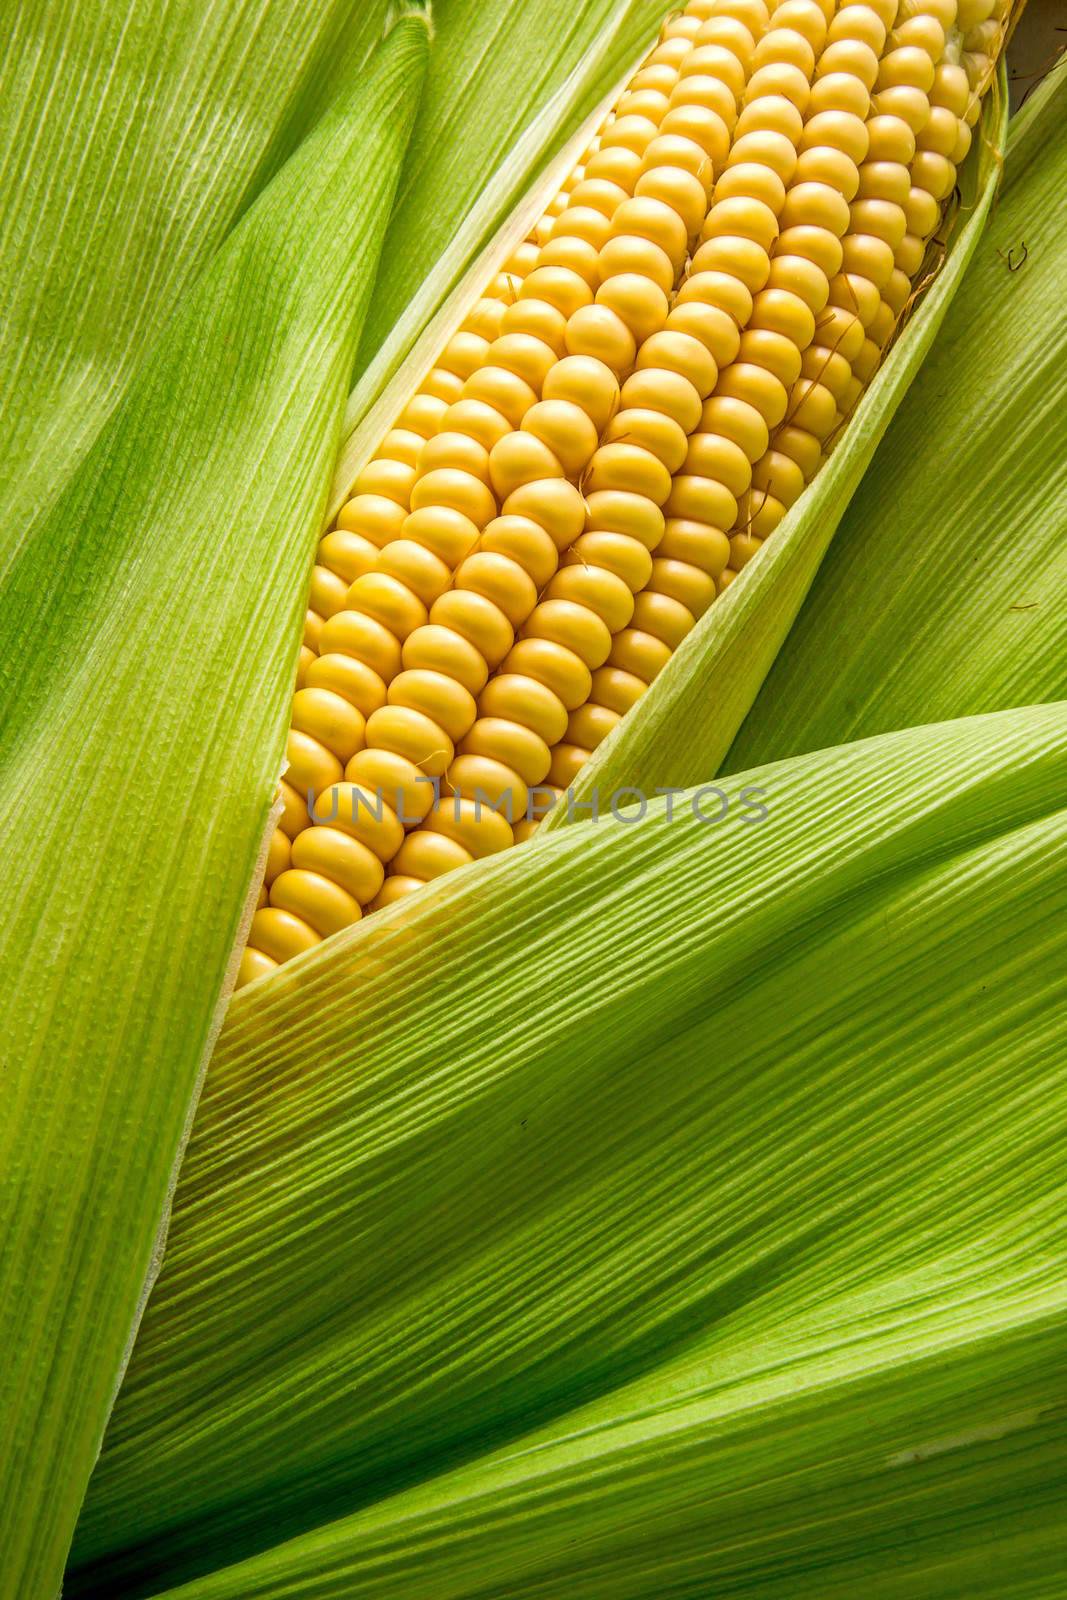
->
xmin=70 ymin=701 xmax=1067 ymax=1596
xmin=0 ymin=0 xmax=391 ymax=574
xmin=331 ymin=0 xmax=665 ymax=513
xmin=542 ymin=67 xmax=1011 ymax=822
xmin=725 ymin=57 xmax=1067 ymax=773
xmin=0 ymin=24 xmax=426 ymax=1598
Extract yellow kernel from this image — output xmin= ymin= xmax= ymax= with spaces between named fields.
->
xmin=690 ymin=234 xmax=771 ymax=292
xmin=392 ymin=830 xmax=474 ymax=880
xmin=417 ymin=431 xmax=491 ymax=484
xmin=237 ymin=947 xmax=277 ymax=987
xmin=539 ymin=235 xmax=602 ymax=288
xmin=401 ymin=505 xmax=480 ymax=567
xmin=564 ymin=303 xmax=637 ymax=373
xmin=800 ymin=109 xmax=870 ymax=164
xmin=620 ymin=367 xmax=702 ymax=433
xmin=665 ymin=474 xmax=737 ymax=529
xmin=457 ymin=549 xmax=537 ymax=626
xmin=567 ymin=703 xmax=621 ymax=749
xmin=336 ymin=493 xmax=406 ymax=548
xmin=522 ymin=399 xmax=599 ymax=476
xmin=291 ymin=687 xmax=366 ymax=762
xmin=636 ymin=328 xmax=718 ymax=395
xmin=547 ymin=564 xmax=634 ymax=634
xmin=738 ymin=328 xmax=803 ymax=387
xmin=463 ymin=298 xmax=507 ymax=339
xmin=701 ymin=194 xmax=779 ymax=252
xmin=366 ymin=704 xmax=454 ymax=778
xmin=318 ymin=530 xmax=378 ymax=586
xmin=308 ymin=564 xmax=349 ymax=620
xmin=595 ymin=272 xmax=670 ymax=343
xmin=286 ymin=728 xmax=342 ymax=797
xmin=250 ymin=907 xmax=319 ymax=963
xmin=500 ymin=298 xmax=568 ymax=353
xmin=657 ymin=518 xmax=731 ymax=575
xmin=776 ymin=423 xmax=823 ymax=477
xmin=585 ymin=442 xmax=672 ymax=504
xmin=480 ymin=674 xmax=569 ymax=745
xmin=264 ymin=827 xmax=291 ymax=887
xmin=571 ymin=531 xmax=654 ymax=593
xmin=632 ymin=589 xmax=694 ymax=648
xmin=605 ymin=407 xmax=688 ymax=473
xmin=522 ymin=596 xmax=612 ymax=669
xmin=489 ymin=432 xmax=565 ymax=501
xmin=503 ymin=477 xmax=585 ymax=546
xmin=548 ymin=742 xmax=590 ymax=788
xmin=347 ymin=572 xmax=427 ymax=641
xmin=649 ymin=557 xmax=716 ymax=616
xmin=277 ymin=778 xmax=311 ymax=839
xmin=270 ymin=868 xmax=361 ymax=937
xmin=871 ymin=85 xmax=932 ymax=134
xmin=430 ymin=590 xmax=513 ymax=669
xmin=787 ymin=377 xmax=838 ymax=437
xmin=460 ymin=716 xmax=552 ymax=786
xmin=683 ymin=432 xmax=752 ymax=496
xmin=480 ymin=515 xmax=559 ymax=590
xmin=701 ymin=394 xmax=769 ymax=460
xmin=521 ymin=264 xmax=594 ymax=318
xmin=598 ymin=233 xmax=676 ymax=296
xmin=503 ymin=638 xmax=591 ymax=712
xmin=584 ymin=488 xmax=665 ymax=547
xmin=376 ymin=540 xmax=452 ymax=607
xmin=610 ymin=627 xmax=672 ymax=681
xmin=291 ymin=822 xmax=385 ymax=902
xmin=425 ymin=796 xmax=514 ymax=858
xmin=462 ymin=366 xmax=538 ymax=428
xmin=541 ymin=354 xmax=620 ymax=434
xmin=402 ymin=622 xmax=489 ymax=696
xmin=388 ymin=668 xmax=477 ymax=744
xmin=319 ymin=609 xmax=401 ymax=683
xmin=590 ymin=665 xmax=646 ymax=714
xmin=715 ymin=362 xmax=789 ymax=427
xmin=410 ymin=465 xmax=496 ymax=527
xmin=440 ymin=398 xmax=510 ymax=451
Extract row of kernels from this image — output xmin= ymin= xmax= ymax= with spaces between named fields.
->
xmin=559 ymin=0 xmax=830 ymax=776
xmin=726 ymin=0 xmax=965 ymax=571
xmin=560 ymin=0 xmax=850 ymax=769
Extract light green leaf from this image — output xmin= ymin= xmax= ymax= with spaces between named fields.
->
xmin=0 ymin=23 xmax=426 ymax=1599
xmin=726 ymin=57 xmax=1067 ymax=773
xmin=333 ymin=0 xmax=665 ymax=513
xmin=0 ymin=0 xmax=391 ymax=573
xmin=70 ymin=701 xmax=1067 ymax=1596
xmin=541 ymin=69 xmax=1011 ymax=821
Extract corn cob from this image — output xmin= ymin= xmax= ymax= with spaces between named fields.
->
xmin=242 ymin=0 xmax=730 ymax=981
xmin=240 ymin=0 xmax=1013 ymax=986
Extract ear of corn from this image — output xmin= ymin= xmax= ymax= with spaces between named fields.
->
xmin=240 ymin=0 xmax=1016 ymax=986
xmin=68 ymin=702 xmax=1067 ymax=1595
xmin=2 ymin=0 xmax=1062 ymax=1594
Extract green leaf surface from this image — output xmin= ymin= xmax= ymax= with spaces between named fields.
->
xmin=0 ymin=23 xmax=426 ymax=1599
xmin=541 ymin=70 xmax=1011 ymax=823
xmin=0 ymin=0 xmax=391 ymax=574
xmin=333 ymin=0 xmax=665 ymax=513
xmin=70 ymin=701 xmax=1067 ymax=1597
xmin=725 ymin=58 xmax=1067 ymax=773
